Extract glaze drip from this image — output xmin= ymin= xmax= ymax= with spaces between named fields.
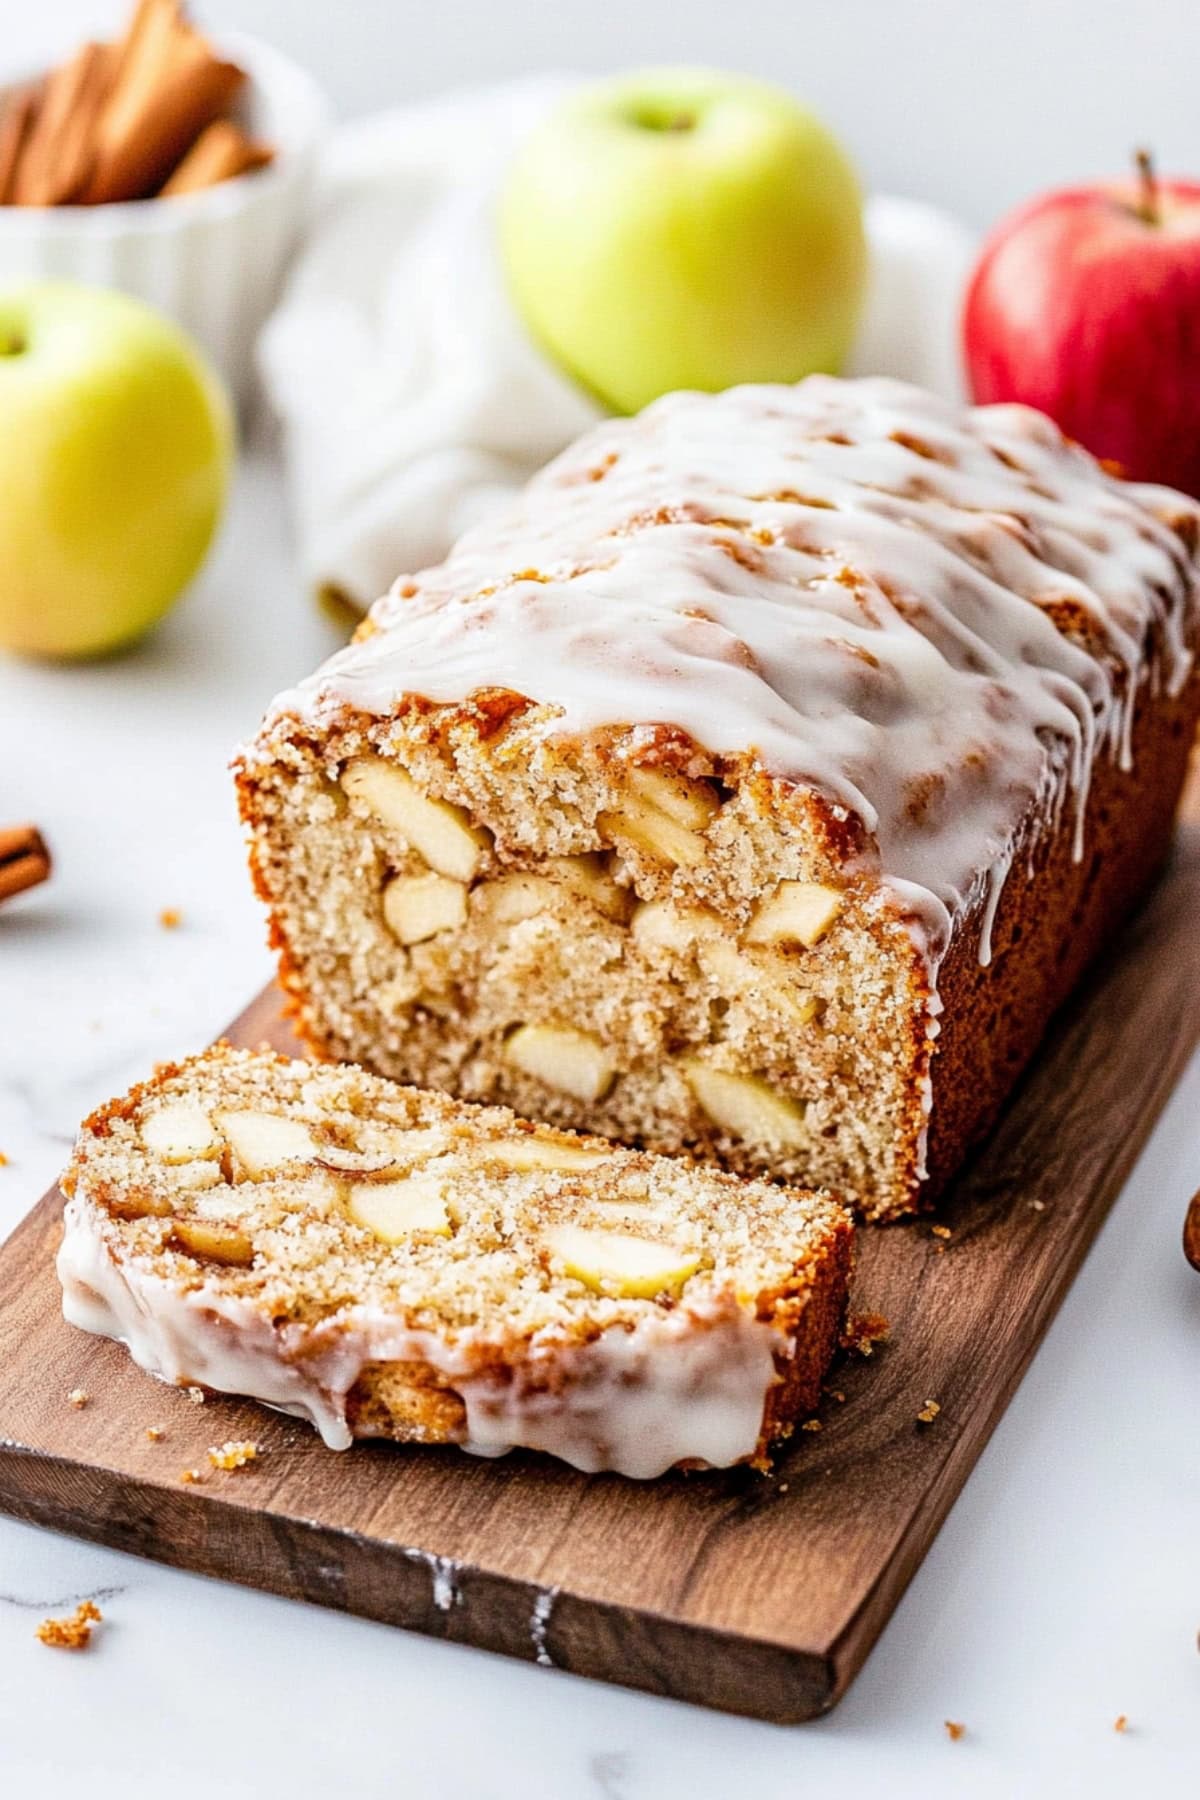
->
xmin=273 ymin=377 xmax=1198 ymax=965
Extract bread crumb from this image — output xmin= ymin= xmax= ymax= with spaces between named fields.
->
xmin=1114 ymin=1714 xmax=1128 ymax=1733
xmin=0 ymin=1151 xmax=9 ymax=1167
xmin=145 ymin=1425 xmax=165 ymax=1442
xmin=179 ymin=1467 xmax=204 ymax=1484
xmin=944 ymin=1720 xmax=965 ymax=1742
xmin=930 ymin=1224 xmax=952 ymax=1240
xmin=158 ymin=907 xmax=182 ymax=930
xmin=185 ymin=1385 xmax=205 ymax=1405
xmin=801 ymin=1418 xmax=822 ymax=1433
xmin=66 ymin=1388 xmax=89 ymax=1409
xmin=917 ymin=1399 xmax=941 ymax=1424
xmin=777 ymin=1481 xmax=789 ymax=1493
xmin=1030 ymin=1199 xmax=1046 ymax=1212
xmin=842 ymin=1312 xmax=889 ymax=1356
xmin=207 ymin=1439 xmax=260 ymax=1471
xmin=36 ymin=1600 xmax=101 ymax=1650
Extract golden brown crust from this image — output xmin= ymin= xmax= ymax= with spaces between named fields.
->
xmin=923 ymin=668 xmax=1200 ymax=1199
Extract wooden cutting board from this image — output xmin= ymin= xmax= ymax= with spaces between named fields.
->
xmin=1 ymin=829 xmax=1198 ymax=1723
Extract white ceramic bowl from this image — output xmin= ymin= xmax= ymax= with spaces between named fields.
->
xmin=0 ymin=33 xmax=329 ymax=406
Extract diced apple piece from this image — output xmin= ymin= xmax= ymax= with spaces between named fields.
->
xmin=477 ymin=1136 xmax=610 ymax=1172
xmin=745 ymin=881 xmax=843 ymax=948
xmin=382 ymin=870 xmax=468 ymax=946
xmin=312 ymin=1143 xmax=399 ymax=1175
xmin=626 ymin=767 xmax=720 ymax=829
xmin=682 ymin=1061 xmax=809 ymax=1151
xmin=172 ymin=1161 xmax=224 ymax=1192
xmin=503 ymin=1024 xmax=617 ymax=1102
xmin=340 ymin=756 xmax=487 ymax=882
xmin=140 ymin=1102 xmax=223 ymax=1164
xmin=598 ymin=798 xmax=707 ymax=868
xmin=215 ymin=1110 xmax=320 ymax=1180
xmin=347 ymin=1175 xmax=452 ymax=1242
xmin=170 ymin=1219 xmax=254 ymax=1266
xmin=546 ymin=853 xmax=634 ymax=923
xmin=378 ymin=1126 xmax=450 ymax=1165
xmin=477 ymin=871 xmax=561 ymax=925
xmin=699 ymin=940 xmax=820 ymax=1027
xmin=630 ymin=899 xmax=721 ymax=953
xmin=543 ymin=1223 xmax=699 ymax=1298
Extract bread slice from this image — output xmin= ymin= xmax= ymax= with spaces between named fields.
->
xmin=58 ymin=1045 xmax=852 ymax=1478
xmin=235 ymin=377 xmax=1200 ymax=1220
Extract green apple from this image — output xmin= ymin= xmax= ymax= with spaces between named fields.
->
xmin=0 ymin=282 xmax=232 ymax=659
xmin=499 ymin=68 xmax=868 ymax=414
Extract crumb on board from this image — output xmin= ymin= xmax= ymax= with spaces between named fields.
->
xmin=1114 ymin=1715 xmax=1128 ymax=1733
xmin=36 ymin=1600 xmax=101 ymax=1650
xmin=944 ymin=1720 xmax=965 ymax=1742
xmin=842 ymin=1312 xmax=889 ymax=1357
xmin=179 ymin=1467 xmax=204 ymax=1485
xmin=1030 ymin=1199 xmax=1046 ymax=1212
xmin=825 ymin=1389 xmax=846 ymax=1404
xmin=801 ymin=1418 xmax=822 ymax=1433
xmin=186 ymin=1385 xmax=206 ymax=1405
xmin=66 ymin=1388 xmax=89 ymax=1409
xmin=917 ymin=1399 xmax=942 ymax=1425
xmin=145 ymin=1425 xmax=165 ymax=1442
xmin=931 ymin=1224 xmax=952 ymax=1240
xmin=208 ymin=1440 xmax=260 ymax=1472
xmin=0 ymin=1151 xmax=9 ymax=1167
xmin=158 ymin=907 xmax=182 ymax=930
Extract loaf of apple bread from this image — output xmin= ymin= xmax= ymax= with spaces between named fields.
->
xmin=235 ymin=377 xmax=1200 ymax=1220
xmin=58 ymin=1045 xmax=851 ymax=1476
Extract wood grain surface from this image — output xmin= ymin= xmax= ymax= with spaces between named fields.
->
xmin=1 ymin=828 xmax=1198 ymax=1722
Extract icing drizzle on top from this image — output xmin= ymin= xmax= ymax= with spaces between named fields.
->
xmin=275 ymin=377 xmax=1198 ymax=963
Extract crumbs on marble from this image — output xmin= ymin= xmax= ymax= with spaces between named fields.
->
xmin=930 ymin=1224 xmax=952 ymax=1240
xmin=1114 ymin=1714 xmax=1129 ymax=1734
xmin=37 ymin=1600 xmax=102 ymax=1651
xmin=185 ymin=1385 xmax=206 ymax=1405
xmin=801 ymin=1418 xmax=822 ymax=1432
xmin=145 ymin=1425 xmax=165 ymax=1442
xmin=917 ymin=1399 xmax=941 ymax=1425
xmin=944 ymin=1720 xmax=965 ymax=1742
xmin=208 ymin=1440 xmax=260 ymax=1472
xmin=66 ymin=1388 xmax=89 ymax=1409
xmin=179 ymin=1467 xmax=205 ymax=1485
xmin=158 ymin=907 xmax=183 ymax=930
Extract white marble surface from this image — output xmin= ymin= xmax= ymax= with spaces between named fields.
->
xmin=1 ymin=451 xmax=1200 ymax=1796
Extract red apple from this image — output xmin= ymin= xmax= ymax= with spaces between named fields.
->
xmin=962 ymin=154 xmax=1200 ymax=494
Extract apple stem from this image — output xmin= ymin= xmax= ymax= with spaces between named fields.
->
xmin=1134 ymin=146 xmax=1160 ymax=226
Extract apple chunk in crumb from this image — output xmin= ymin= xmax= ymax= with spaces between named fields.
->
xmin=682 ymin=1060 xmax=809 ymax=1150
xmin=347 ymin=1174 xmax=452 ymax=1242
xmin=503 ymin=1024 xmax=617 ymax=1102
xmin=543 ymin=1223 xmax=699 ymax=1298
xmin=745 ymin=881 xmax=842 ymax=947
xmin=340 ymin=756 xmax=488 ymax=882
xmin=599 ymin=794 xmax=708 ymax=869
xmin=382 ymin=870 xmax=467 ymax=945
xmin=476 ymin=1136 xmax=611 ymax=1172
xmin=169 ymin=1218 xmax=254 ymax=1267
xmin=140 ymin=1102 xmax=224 ymax=1164
xmin=214 ymin=1110 xmax=320 ymax=1180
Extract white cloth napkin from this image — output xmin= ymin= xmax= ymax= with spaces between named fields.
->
xmin=259 ymin=79 xmax=976 ymax=610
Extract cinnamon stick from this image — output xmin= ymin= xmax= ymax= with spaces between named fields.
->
xmin=0 ymin=825 xmax=51 ymax=903
xmin=10 ymin=43 xmax=114 ymax=206
xmin=160 ymin=118 xmax=272 ymax=196
xmin=79 ymin=0 xmax=246 ymax=205
xmin=0 ymin=82 xmax=42 ymax=205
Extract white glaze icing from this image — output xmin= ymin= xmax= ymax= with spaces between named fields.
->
xmin=57 ymin=1196 xmax=785 ymax=1480
xmin=270 ymin=377 xmax=1198 ymax=966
